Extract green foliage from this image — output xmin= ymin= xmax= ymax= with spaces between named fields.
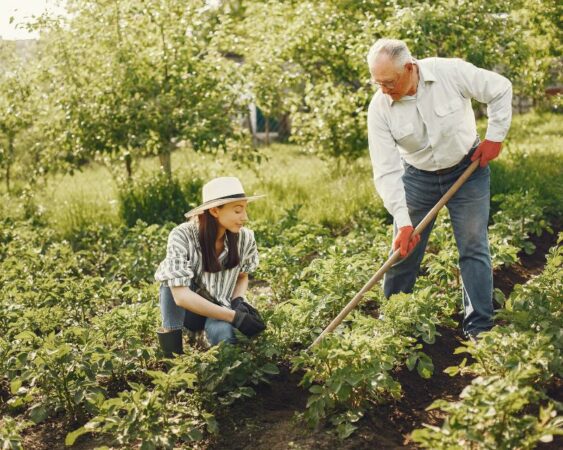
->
xmin=412 ymin=371 xmax=563 ymax=449
xmin=196 ymin=342 xmax=280 ymax=408
xmin=6 ymin=329 xmax=106 ymax=422
xmin=496 ymin=237 xmax=563 ymax=341
xmin=65 ymin=365 xmax=210 ymax=449
xmin=117 ymin=172 xmax=203 ymax=226
xmin=447 ymin=328 xmax=561 ymax=382
xmin=0 ymin=416 xmax=32 ymax=450
xmin=490 ymin=190 xmax=552 ymax=255
xmin=414 ymin=236 xmax=563 ymax=448
xmin=294 ymin=320 xmax=406 ymax=438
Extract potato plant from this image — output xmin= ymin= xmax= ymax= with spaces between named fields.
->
xmin=413 ymin=236 xmax=563 ymax=447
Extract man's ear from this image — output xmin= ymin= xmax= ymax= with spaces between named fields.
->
xmin=208 ymin=207 xmax=219 ymax=218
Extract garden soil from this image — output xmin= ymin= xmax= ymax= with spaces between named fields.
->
xmin=20 ymin=226 xmax=561 ymax=449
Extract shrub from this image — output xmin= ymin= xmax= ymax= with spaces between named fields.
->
xmin=118 ymin=172 xmax=203 ymax=226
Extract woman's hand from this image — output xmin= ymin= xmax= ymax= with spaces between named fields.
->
xmin=230 ymin=298 xmax=266 ymax=337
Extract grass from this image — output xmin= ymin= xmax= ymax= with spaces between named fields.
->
xmin=5 ymin=110 xmax=558 ymax=237
xmin=31 ymin=143 xmax=381 ymax=234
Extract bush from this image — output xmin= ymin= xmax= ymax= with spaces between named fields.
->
xmin=118 ymin=172 xmax=203 ymax=226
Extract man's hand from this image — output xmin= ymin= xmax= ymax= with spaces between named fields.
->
xmin=393 ymin=225 xmax=421 ymax=257
xmin=471 ymin=140 xmax=502 ymax=168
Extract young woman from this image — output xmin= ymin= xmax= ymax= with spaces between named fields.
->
xmin=154 ymin=176 xmax=266 ymax=357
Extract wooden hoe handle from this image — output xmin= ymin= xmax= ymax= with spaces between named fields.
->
xmin=309 ymin=159 xmax=480 ymax=348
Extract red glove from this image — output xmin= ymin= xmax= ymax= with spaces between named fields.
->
xmin=471 ymin=140 xmax=502 ymax=168
xmin=393 ymin=225 xmax=421 ymax=257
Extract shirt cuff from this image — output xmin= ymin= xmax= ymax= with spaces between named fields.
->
xmin=485 ymin=125 xmax=508 ymax=143
xmin=164 ymin=277 xmax=192 ymax=288
xmin=394 ymin=208 xmax=412 ymax=229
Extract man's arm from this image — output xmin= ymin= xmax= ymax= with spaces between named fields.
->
xmin=454 ymin=59 xmax=512 ymax=166
xmin=367 ymin=100 xmax=411 ymax=228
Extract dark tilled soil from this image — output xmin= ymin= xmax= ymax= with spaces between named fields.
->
xmin=14 ymin=227 xmax=562 ymax=449
xmin=493 ymin=225 xmax=559 ymax=296
xmin=210 ymin=227 xmax=562 ymax=450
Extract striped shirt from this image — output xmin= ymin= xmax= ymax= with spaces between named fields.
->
xmin=154 ymin=220 xmax=259 ymax=308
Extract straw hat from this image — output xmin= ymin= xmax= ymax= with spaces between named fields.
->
xmin=184 ymin=177 xmax=265 ymax=218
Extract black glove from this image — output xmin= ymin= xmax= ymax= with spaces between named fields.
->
xmin=231 ymin=297 xmax=262 ymax=319
xmin=232 ymin=309 xmax=266 ymax=338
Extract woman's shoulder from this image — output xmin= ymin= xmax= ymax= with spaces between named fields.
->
xmin=239 ymin=226 xmax=256 ymax=240
xmin=169 ymin=221 xmax=199 ymax=245
xmin=238 ymin=227 xmax=257 ymax=250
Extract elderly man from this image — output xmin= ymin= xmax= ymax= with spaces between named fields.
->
xmin=366 ymin=38 xmax=512 ymax=339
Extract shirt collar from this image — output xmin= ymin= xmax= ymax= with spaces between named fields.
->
xmin=386 ymin=58 xmax=436 ymax=105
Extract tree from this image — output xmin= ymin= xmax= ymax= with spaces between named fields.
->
xmin=0 ymin=42 xmax=33 ymax=192
xmin=31 ymin=0 xmax=247 ymax=180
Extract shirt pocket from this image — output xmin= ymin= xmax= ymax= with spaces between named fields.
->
xmin=391 ymin=122 xmax=419 ymax=152
xmin=434 ymin=98 xmax=464 ymax=135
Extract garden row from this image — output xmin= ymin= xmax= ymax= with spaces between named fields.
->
xmin=0 ymin=185 xmax=557 ymax=448
xmin=411 ymin=235 xmax=562 ymax=448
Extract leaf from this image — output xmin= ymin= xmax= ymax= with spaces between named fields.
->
xmin=261 ymin=362 xmax=280 ymax=375
xmin=65 ymin=427 xmax=89 ymax=446
xmin=10 ymin=378 xmax=22 ymax=394
xmin=539 ymin=434 xmax=553 ymax=443
xmin=29 ymin=404 xmax=49 ymax=424
xmin=336 ymin=422 xmax=357 ymax=439
xmin=417 ymin=354 xmax=434 ymax=379
xmin=309 ymin=384 xmax=323 ymax=394
xmin=406 ymin=353 xmax=418 ymax=371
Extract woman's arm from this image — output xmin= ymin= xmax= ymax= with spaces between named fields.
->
xmin=171 ymin=286 xmax=235 ymax=323
xmin=231 ymin=272 xmax=249 ymax=300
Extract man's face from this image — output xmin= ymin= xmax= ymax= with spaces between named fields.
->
xmin=370 ymin=54 xmax=413 ymax=101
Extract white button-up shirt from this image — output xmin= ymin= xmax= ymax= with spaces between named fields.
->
xmin=367 ymin=57 xmax=512 ymax=228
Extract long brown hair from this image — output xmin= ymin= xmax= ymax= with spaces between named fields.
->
xmin=198 ymin=208 xmax=240 ymax=272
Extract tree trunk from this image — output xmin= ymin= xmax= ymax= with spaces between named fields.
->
xmin=159 ymin=150 xmax=172 ymax=179
xmin=6 ymin=135 xmax=14 ymax=193
xmin=124 ymin=153 xmax=133 ymax=180
xmin=265 ymin=116 xmax=270 ymax=146
xmin=5 ymin=163 xmax=9 ymax=193
xmin=278 ymin=113 xmax=291 ymax=142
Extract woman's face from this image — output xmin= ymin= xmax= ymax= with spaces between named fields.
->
xmin=210 ymin=201 xmax=249 ymax=234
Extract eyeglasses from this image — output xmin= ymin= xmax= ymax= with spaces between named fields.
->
xmin=370 ymin=69 xmax=405 ymax=89
xmin=370 ymin=79 xmax=398 ymax=89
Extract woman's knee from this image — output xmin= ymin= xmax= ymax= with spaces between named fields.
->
xmin=206 ymin=320 xmax=236 ymax=346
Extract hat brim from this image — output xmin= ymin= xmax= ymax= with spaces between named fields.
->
xmin=184 ymin=194 xmax=266 ymax=218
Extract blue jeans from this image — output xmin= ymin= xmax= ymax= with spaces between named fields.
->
xmin=159 ymin=286 xmax=236 ymax=345
xmin=383 ymin=147 xmax=493 ymax=335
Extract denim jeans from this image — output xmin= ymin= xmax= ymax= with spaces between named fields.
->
xmin=383 ymin=146 xmax=493 ymax=335
xmin=159 ymin=285 xmax=236 ymax=345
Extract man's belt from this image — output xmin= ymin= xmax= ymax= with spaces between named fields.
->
xmin=419 ymin=138 xmax=480 ymax=176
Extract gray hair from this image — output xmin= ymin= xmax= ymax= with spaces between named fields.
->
xmin=366 ymin=38 xmax=412 ymax=71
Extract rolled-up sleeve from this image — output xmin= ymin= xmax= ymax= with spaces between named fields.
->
xmin=453 ymin=58 xmax=512 ymax=142
xmin=240 ymin=229 xmax=259 ymax=273
xmin=367 ymin=99 xmax=411 ymax=228
xmin=155 ymin=228 xmax=194 ymax=287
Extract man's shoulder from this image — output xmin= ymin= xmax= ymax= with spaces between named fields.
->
xmin=368 ymin=90 xmax=389 ymax=117
xmin=419 ymin=56 xmax=466 ymax=75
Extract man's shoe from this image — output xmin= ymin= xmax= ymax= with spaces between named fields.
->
xmin=464 ymin=330 xmax=481 ymax=343
xmin=157 ymin=328 xmax=184 ymax=357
